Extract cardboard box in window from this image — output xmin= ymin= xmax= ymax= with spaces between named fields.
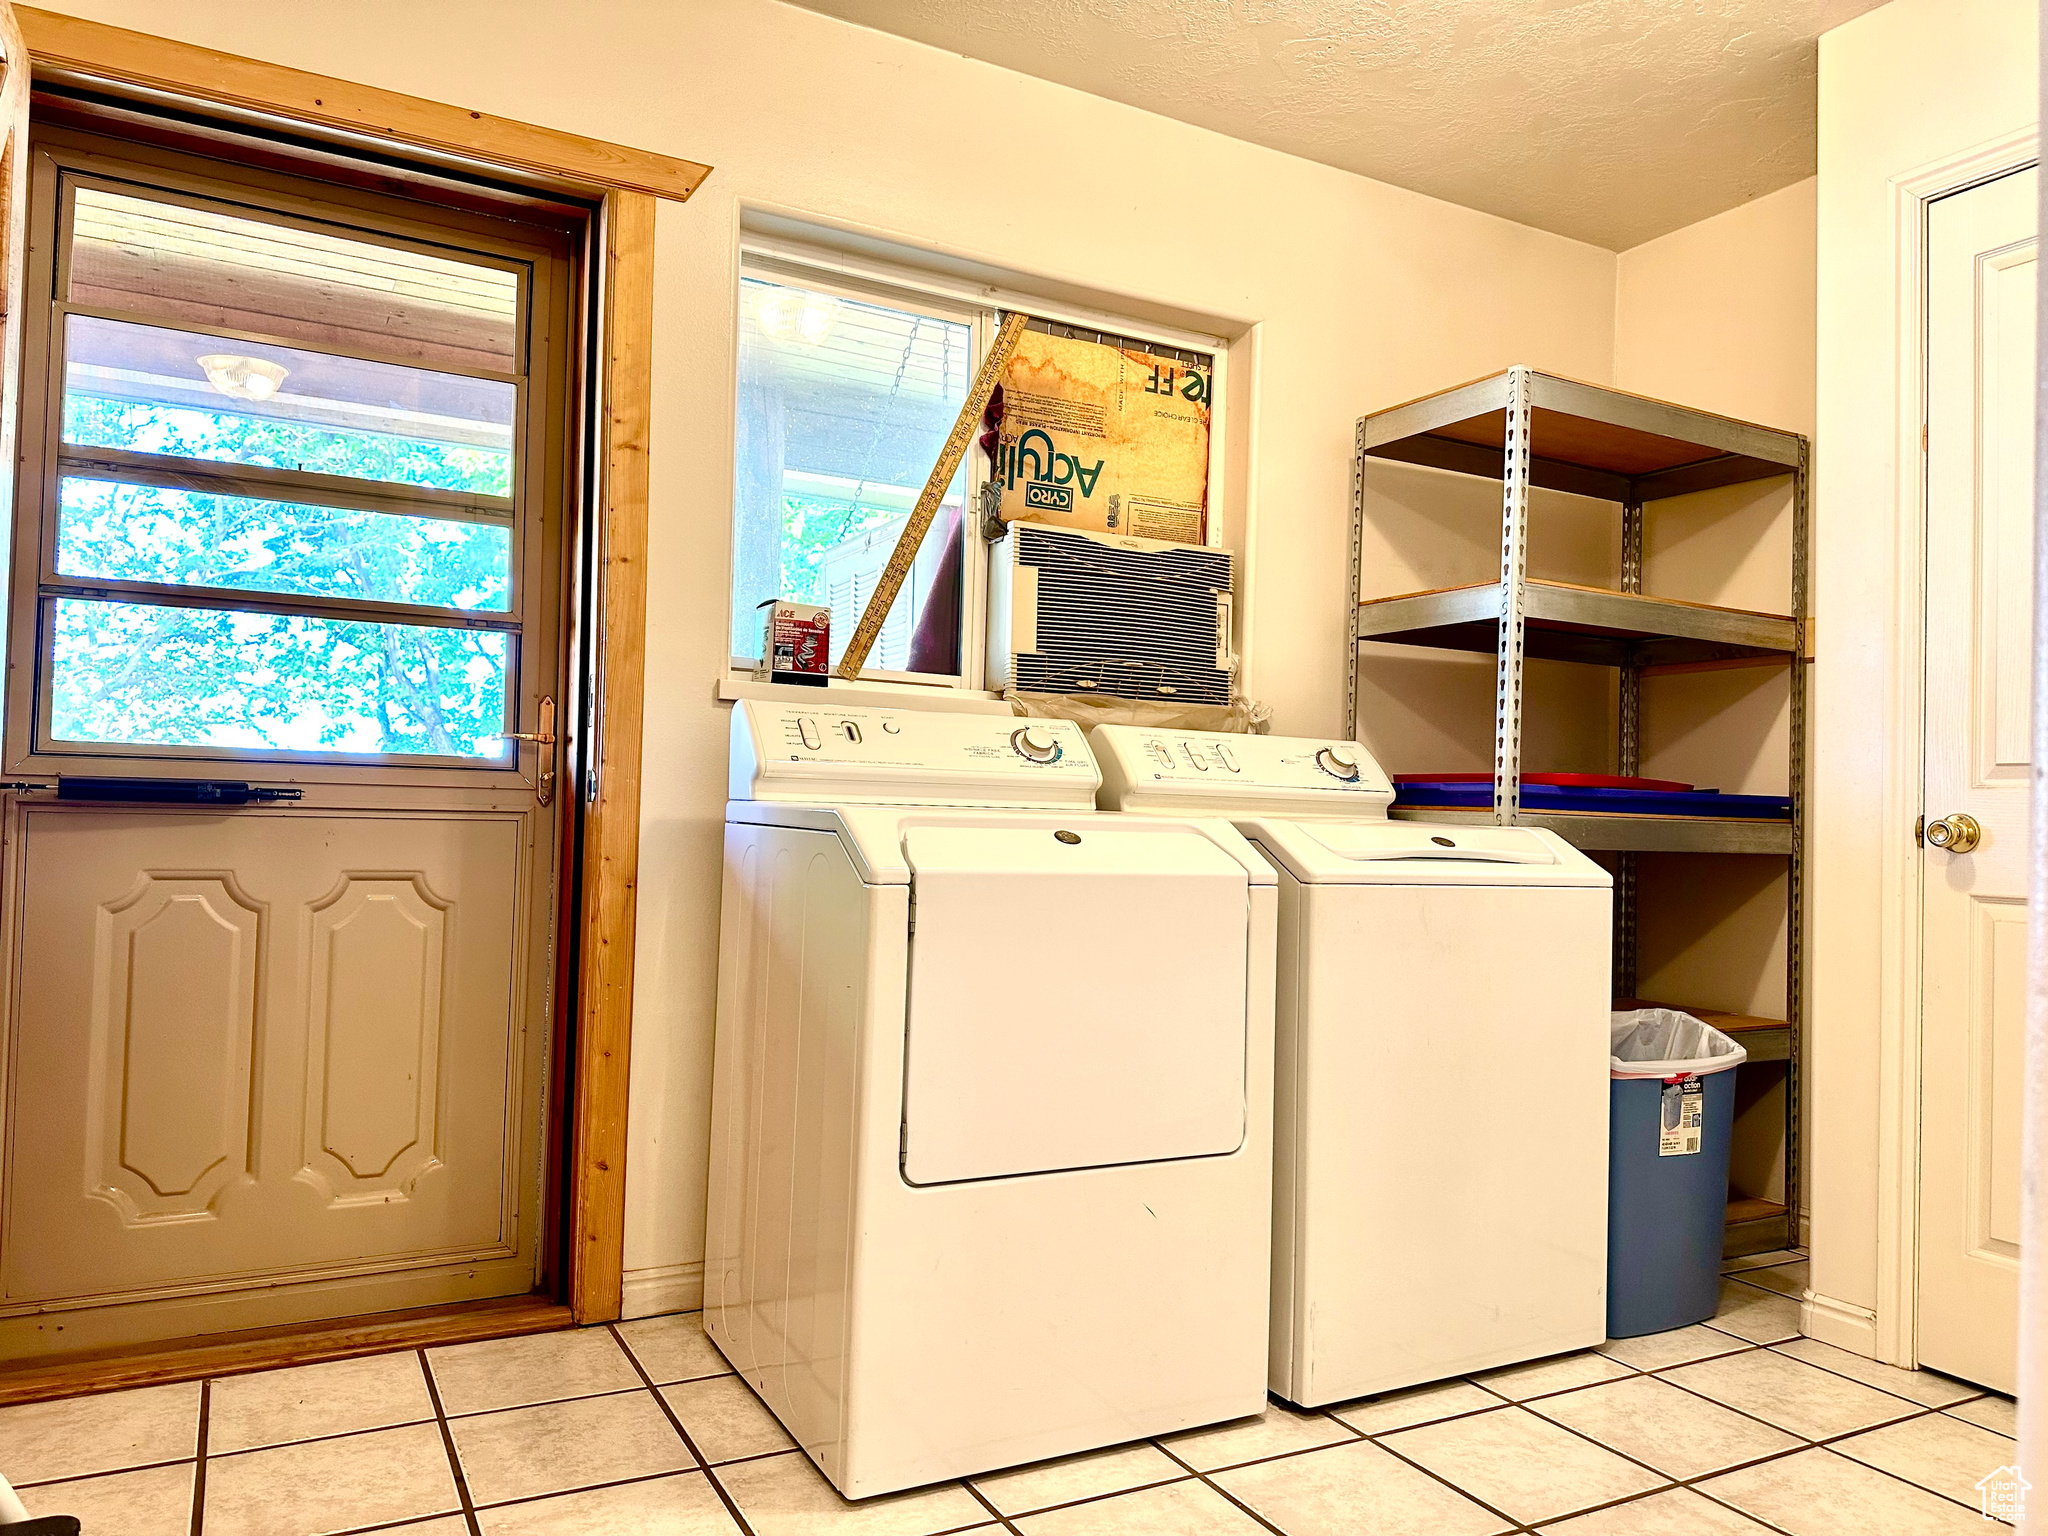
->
xmin=985 ymin=329 xmax=1211 ymax=544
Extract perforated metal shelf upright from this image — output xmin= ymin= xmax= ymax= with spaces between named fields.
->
xmin=1346 ymin=366 xmax=1809 ymax=1256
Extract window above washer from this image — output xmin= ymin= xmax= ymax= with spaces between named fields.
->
xmin=728 ymin=245 xmax=1227 ymax=694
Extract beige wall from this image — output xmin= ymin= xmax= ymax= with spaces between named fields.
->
xmin=1811 ymin=0 xmax=2036 ymax=1360
xmin=1617 ymin=174 xmax=1814 ymax=990
xmin=29 ymin=0 xmax=1629 ymax=1312
xmin=1611 ymin=179 xmax=1817 ymax=1218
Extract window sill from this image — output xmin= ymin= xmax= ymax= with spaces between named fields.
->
xmin=715 ymin=675 xmax=1014 ymax=716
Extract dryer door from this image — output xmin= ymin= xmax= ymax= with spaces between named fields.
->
xmin=900 ymin=822 xmax=1249 ymax=1184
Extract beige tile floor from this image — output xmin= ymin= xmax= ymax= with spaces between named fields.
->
xmin=0 ymin=1251 xmax=2021 ymax=1536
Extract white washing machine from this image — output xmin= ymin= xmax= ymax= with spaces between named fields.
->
xmin=704 ymin=701 xmax=1277 ymax=1497
xmin=1093 ymin=725 xmax=1612 ymax=1407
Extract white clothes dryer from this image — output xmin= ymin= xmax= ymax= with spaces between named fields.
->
xmin=704 ymin=702 xmax=1277 ymax=1497
xmin=1093 ymin=725 xmax=1611 ymax=1407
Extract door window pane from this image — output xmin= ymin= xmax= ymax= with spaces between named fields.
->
xmin=63 ymin=314 xmax=516 ymax=498
xmin=49 ymin=597 xmax=511 ymax=758
xmin=68 ymin=186 xmax=520 ymax=372
xmin=55 ymin=478 xmax=512 ymax=612
xmin=733 ymin=275 xmax=969 ymax=674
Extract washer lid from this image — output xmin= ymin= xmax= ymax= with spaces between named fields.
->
xmin=1243 ymin=818 xmax=1611 ymax=887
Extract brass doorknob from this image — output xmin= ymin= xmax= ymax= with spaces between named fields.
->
xmin=1926 ymin=813 xmax=1982 ymax=852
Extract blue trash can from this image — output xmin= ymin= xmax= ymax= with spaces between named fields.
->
xmin=1606 ymin=1010 xmax=1747 ymax=1339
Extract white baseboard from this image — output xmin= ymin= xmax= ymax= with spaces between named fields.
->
xmin=1803 ymin=1290 xmax=1880 ymax=1356
xmin=621 ymin=1261 xmax=703 ymax=1320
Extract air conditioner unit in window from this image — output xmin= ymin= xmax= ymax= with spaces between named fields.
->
xmin=987 ymin=523 xmax=1235 ymax=704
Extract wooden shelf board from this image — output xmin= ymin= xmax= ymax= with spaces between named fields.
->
xmin=1615 ymin=999 xmax=1784 ymax=1035
xmin=1361 ymin=578 xmax=1792 ymax=626
xmin=1356 ymin=579 xmax=1798 ymax=668
xmin=1432 ymin=407 xmax=1736 ymax=477
xmin=1727 ymin=1196 xmax=1789 ymax=1226
xmin=1639 ymin=654 xmax=1801 ymax=677
xmin=1389 ymin=805 xmax=1792 ymax=855
xmin=1359 ymin=370 xmax=1801 ymax=497
xmin=1615 ymin=999 xmax=1790 ymax=1063
xmin=1724 ymin=1201 xmax=1792 ymax=1257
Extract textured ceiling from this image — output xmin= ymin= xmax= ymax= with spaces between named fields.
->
xmin=786 ymin=0 xmax=1885 ymax=250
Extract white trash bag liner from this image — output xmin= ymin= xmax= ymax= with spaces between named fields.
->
xmin=1610 ymin=1008 xmax=1747 ymax=1080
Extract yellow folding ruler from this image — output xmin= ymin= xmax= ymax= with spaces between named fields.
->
xmin=836 ymin=309 xmax=1029 ymax=679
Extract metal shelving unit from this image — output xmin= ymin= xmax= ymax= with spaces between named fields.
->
xmin=1348 ymin=366 xmax=1808 ymax=1255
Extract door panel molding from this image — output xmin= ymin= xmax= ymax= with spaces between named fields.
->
xmin=300 ymin=872 xmax=452 ymax=1206
xmin=1965 ymin=896 xmax=2025 ymax=1261
xmin=1971 ymin=240 xmax=2037 ymax=785
xmin=88 ymin=870 xmax=261 ymax=1224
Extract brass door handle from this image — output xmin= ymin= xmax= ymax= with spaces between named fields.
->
xmin=1925 ymin=812 xmax=1982 ymax=852
xmin=495 ymin=695 xmax=557 ymax=746
xmin=494 ymin=696 xmax=557 ymax=805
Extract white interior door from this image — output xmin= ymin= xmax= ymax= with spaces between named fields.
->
xmin=1917 ymin=164 xmax=2035 ymax=1394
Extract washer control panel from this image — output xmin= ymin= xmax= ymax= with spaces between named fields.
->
xmin=731 ymin=700 xmax=1099 ymax=807
xmin=1092 ymin=725 xmax=1395 ymax=816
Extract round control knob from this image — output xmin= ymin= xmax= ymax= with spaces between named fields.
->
xmin=1315 ymin=746 xmax=1361 ymax=782
xmin=1010 ymin=726 xmax=1061 ymax=764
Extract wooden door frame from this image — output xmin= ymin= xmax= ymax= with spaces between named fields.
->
xmin=3 ymin=6 xmax=706 ymax=1335
xmin=571 ymin=188 xmax=653 ymax=1323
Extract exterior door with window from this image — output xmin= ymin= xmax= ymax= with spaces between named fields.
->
xmin=0 ymin=124 xmax=574 ymax=1353
xmin=1917 ymin=164 xmax=2034 ymax=1393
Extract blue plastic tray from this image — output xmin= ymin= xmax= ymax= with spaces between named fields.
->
xmin=1391 ymin=781 xmax=1791 ymax=819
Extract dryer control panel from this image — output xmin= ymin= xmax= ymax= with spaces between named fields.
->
xmin=1091 ymin=724 xmax=1396 ymax=817
xmin=731 ymin=700 xmax=1101 ymax=808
